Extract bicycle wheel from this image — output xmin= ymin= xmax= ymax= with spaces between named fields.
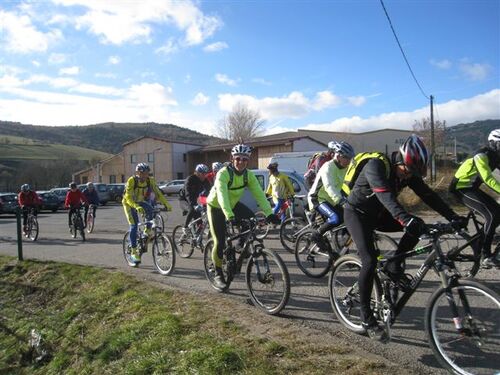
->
xmin=86 ymin=213 xmax=95 ymax=233
xmin=329 ymin=255 xmax=382 ymax=334
xmin=279 ymin=217 xmax=308 ymax=253
xmin=172 ymin=224 xmax=195 ymax=258
xmin=71 ymin=215 xmax=77 ymax=239
xmin=203 ymin=240 xmax=231 ymax=292
xmin=446 ymin=231 xmax=481 ymax=278
xmin=122 ymin=231 xmax=138 ymax=267
xmin=154 ymin=212 xmax=165 ymax=233
xmin=295 ymin=230 xmax=334 ymax=278
xmin=254 ymin=211 xmax=270 ymax=240
xmin=425 ymin=279 xmax=500 ymax=375
xmin=373 ymin=233 xmax=398 ymax=256
xmin=246 ymin=245 xmax=290 ymax=315
xmin=27 ymin=216 xmax=39 ymax=241
xmin=77 ymin=217 xmax=85 ymax=241
xmin=152 ymin=234 xmax=175 ymax=275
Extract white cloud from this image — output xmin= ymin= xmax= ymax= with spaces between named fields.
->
xmin=95 ymin=72 xmax=117 ymax=79
xmin=301 ymin=89 xmax=500 ymax=133
xmin=203 ymin=41 xmax=228 ymax=52
xmin=215 ymin=73 xmax=238 ymax=86
xmin=312 ymin=91 xmax=342 ymax=110
xmin=430 ymin=59 xmax=452 ymax=69
xmin=59 ymin=66 xmax=80 ymax=75
xmin=48 ymin=53 xmax=67 ymax=65
xmin=31 ymin=60 xmax=41 ymax=67
xmin=347 ymin=96 xmax=367 ymax=107
xmin=459 ymin=61 xmax=492 ymax=81
xmin=252 ymin=78 xmax=272 ymax=86
xmin=191 ymin=92 xmax=210 ymax=106
xmin=126 ymin=83 xmax=178 ymax=107
xmin=0 ymin=9 xmax=62 ymax=54
xmin=155 ymin=38 xmax=180 ymax=55
xmin=108 ymin=56 xmax=121 ymax=65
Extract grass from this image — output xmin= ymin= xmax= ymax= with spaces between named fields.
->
xmin=0 ymin=256 xmax=401 ymax=375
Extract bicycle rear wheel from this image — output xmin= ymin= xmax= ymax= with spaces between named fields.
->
xmin=295 ymin=230 xmax=334 ymax=278
xmin=122 ymin=231 xmax=138 ymax=267
xmin=172 ymin=224 xmax=195 ymax=258
xmin=425 ymin=279 xmax=500 ymax=375
xmin=246 ymin=245 xmax=290 ymax=315
xmin=279 ymin=217 xmax=308 ymax=253
xmin=254 ymin=211 xmax=270 ymax=240
xmin=203 ymin=240 xmax=230 ymax=292
xmin=152 ymin=234 xmax=175 ymax=275
xmin=27 ymin=216 xmax=39 ymax=241
xmin=86 ymin=213 xmax=95 ymax=233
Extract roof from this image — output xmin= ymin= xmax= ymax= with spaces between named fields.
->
xmin=297 ymin=128 xmax=414 ymax=136
xmin=122 ymin=135 xmax=203 ymax=147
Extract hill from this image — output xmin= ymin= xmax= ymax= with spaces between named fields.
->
xmin=0 ymin=121 xmax=222 ymax=154
xmin=446 ymin=119 xmax=500 ymax=154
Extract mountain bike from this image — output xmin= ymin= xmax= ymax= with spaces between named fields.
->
xmin=24 ymin=206 xmax=39 ymax=241
xmin=153 ymin=206 xmax=165 ymax=233
xmin=70 ymin=207 xmax=85 ymax=241
xmin=203 ymin=217 xmax=290 ymax=315
xmin=279 ymin=199 xmax=316 ymax=253
xmin=256 ymin=196 xmax=297 ymax=240
xmin=329 ymin=222 xmax=499 ymax=375
xmin=122 ymin=218 xmax=175 ymax=275
xmin=172 ymin=205 xmax=209 ymax=258
xmin=295 ymin=225 xmax=398 ymax=278
xmin=85 ymin=204 xmax=97 ymax=233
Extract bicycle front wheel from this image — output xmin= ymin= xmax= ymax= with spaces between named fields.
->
xmin=295 ymin=230 xmax=333 ymax=278
xmin=203 ymin=240 xmax=230 ymax=292
xmin=246 ymin=245 xmax=290 ymax=315
xmin=27 ymin=216 xmax=39 ymax=241
xmin=154 ymin=213 xmax=165 ymax=233
xmin=446 ymin=231 xmax=481 ymax=278
xmin=425 ymin=279 xmax=500 ymax=375
xmin=122 ymin=231 xmax=138 ymax=267
xmin=254 ymin=211 xmax=270 ymax=240
xmin=77 ymin=217 xmax=85 ymax=242
xmin=86 ymin=213 xmax=95 ymax=233
xmin=153 ymin=234 xmax=175 ymax=275
xmin=172 ymin=224 xmax=195 ymax=258
xmin=279 ymin=217 xmax=308 ymax=253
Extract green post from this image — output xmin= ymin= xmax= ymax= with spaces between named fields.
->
xmin=16 ymin=207 xmax=23 ymax=261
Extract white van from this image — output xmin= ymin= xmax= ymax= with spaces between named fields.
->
xmin=269 ymin=151 xmax=322 ymax=175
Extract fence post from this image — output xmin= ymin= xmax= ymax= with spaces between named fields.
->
xmin=16 ymin=207 xmax=23 ymax=261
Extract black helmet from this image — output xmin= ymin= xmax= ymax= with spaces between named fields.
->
xmin=267 ymin=162 xmax=278 ymax=171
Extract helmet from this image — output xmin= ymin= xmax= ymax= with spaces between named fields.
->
xmin=399 ymin=134 xmax=429 ymax=177
xmin=135 ymin=163 xmax=150 ymax=172
xmin=212 ymin=162 xmax=224 ymax=173
xmin=331 ymin=141 xmax=355 ymax=159
xmin=195 ymin=164 xmax=209 ymax=174
xmin=488 ymin=129 xmax=500 ymax=151
xmin=69 ymin=182 xmax=77 ymax=189
xmin=231 ymin=144 xmax=252 ymax=157
xmin=21 ymin=184 xmax=30 ymax=192
xmin=86 ymin=182 xmax=94 ymax=188
xmin=267 ymin=162 xmax=278 ymax=171
xmin=327 ymin=140 xmax=338 ymax=151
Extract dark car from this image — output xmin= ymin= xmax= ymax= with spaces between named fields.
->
xmin=0 ymin=193 xmax=20 ymax=215
xmin=37 ymin=191 xmax=60 ymax=212
xmin=50 ymin=187 xmax=69 ymax=208
xmin=77 ymin=183 xmax=111 ymax=205
xmin=108 ymin=183 xmax=126 ymax=203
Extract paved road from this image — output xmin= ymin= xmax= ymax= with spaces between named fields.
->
xmin=1 ymin=201 xmax=498 ymax=374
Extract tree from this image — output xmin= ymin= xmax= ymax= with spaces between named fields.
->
xmin=412 ymin=117 xmax=446 ymax=154
xmin=216 ymin=103 xmax=265 ymax=141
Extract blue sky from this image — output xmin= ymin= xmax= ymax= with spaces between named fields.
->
xmin=0 ymin=0 xmax=498 ymax=136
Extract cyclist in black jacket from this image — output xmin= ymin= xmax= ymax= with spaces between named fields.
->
xmin=182 ymin=164 xmax=211 ymax=237
xmin=344 ymin=134 xmax=466 ymax=339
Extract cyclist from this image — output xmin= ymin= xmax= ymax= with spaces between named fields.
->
xmin=17 ymin=184 xmax=41 ymax=235
xmin=265 ymin=162 xmax=295 ymax=223
xmin=449 ymin=128 xmax=500 ymax=268
xmin=307 ymin=141 xmax=355 ymax=250
xmin=65 ymin=182 xmax=88 ymax=232
xmin=206 ymin=162 xmax=224 ymax=185
xmin=206 ymin=144 xmax=280 ymax=288
xmin=122 ymin=162 xmax=172 ymax=264
xmin=82 ymin=182 xmax=100 ymax=227
xmin=343 ymin=135 xmax=465 ymax=339
xmin=181 ymin=164 xmax=211 ymax=238
xmin=303 ymin=140 xmax=337 ymax=189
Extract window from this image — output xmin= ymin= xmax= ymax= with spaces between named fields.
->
xmin=148 ymin=153 xmax=154 ymax=162
xmin=177 ymin=172 xmax=183 ymax=179
xmin=289 ymin=177 xmax=301 ymax=193
xmin=130 ymin=154 xmax=137 ymax=163
xmin=256 ymin=175 xmax=265 ymax=190
xmin=81 ymin=176 xmax=88 ymax=184
xmin=110 ymin=175 xmax=116 ymax=183
xmin=183 ymin=153 xmax=187 ymax=162
xmin=121 ymin=175 xmax=125 ymax=183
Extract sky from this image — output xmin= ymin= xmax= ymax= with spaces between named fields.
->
xmin=0 ymin=0 xmax=499 ymax=137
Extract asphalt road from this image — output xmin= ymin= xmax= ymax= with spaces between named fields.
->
xmin=1 ymin=200 xmax=498 ymax=374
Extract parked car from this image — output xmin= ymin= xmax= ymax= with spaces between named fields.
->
xmin=0 ymin=193 xmax=20 ymax=215
xmin=36 ymin=191 xmax=60 ymax=212
xmin=108 ymin=183 xmax=126 ymax=203
xmin=77 ymin=183 xmax=111 ymax=205
xmin=159 ymin=179 xmax=185 ymax=196
xmin=49 ymin=187 xmax=69 ymax=207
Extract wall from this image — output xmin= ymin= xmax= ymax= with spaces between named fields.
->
xmin=172 ymin=143 xmax=202 ymax=180
xmin=292 ymin=138 xmax=325 ymax=152
xmin=123 ymin=139 xmax=172 ymax=181
xmin=256 ymin=144 xmax=293 ymax=169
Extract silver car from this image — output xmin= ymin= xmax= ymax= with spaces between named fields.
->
xmin=159 ymin=179 xmax=185 ymax=196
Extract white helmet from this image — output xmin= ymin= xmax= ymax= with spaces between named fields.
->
xmin=327 ymin=140 xmax=338 ymax=151
xmin=488 ymin=129 xmax=500 ymax=151
xmin=231 ymin=144 xmax=252 ymax=157
xmin=331 ymin=141 xmax=355 ymax=159
xmin=212 ymin=162 xmax=224 ymax=173
xmin=195 ymin=164 xmax=209 ymax=173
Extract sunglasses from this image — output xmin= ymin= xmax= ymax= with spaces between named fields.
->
xmin=234 ymin=157 xmax=249 ymax=162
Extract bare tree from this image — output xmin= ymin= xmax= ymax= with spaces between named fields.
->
xmin=413 ymin=117 xmax=446 ymax=153
xmin=217 ymin=102 xmax=265 ymax=141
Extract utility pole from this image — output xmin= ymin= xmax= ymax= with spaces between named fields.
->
xmin=430 ymin=95 xmax=435 ymax=182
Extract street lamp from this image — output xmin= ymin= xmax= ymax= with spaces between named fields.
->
xmin=152 ymin=147 xmax=162 ymax=178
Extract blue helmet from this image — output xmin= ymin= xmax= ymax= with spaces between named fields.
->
xmin=195 ymin=164 xmax=209 ymax=174
xmin=331 ymin=141 xmax=355 ymax=159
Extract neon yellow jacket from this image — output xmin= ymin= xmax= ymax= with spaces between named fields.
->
xmin=265 ymin=172 xmax=295 ymax=202
xmin=453 ymin=150 xmax=500 ymax=194
xmin=122 ymin=176 xmax=172 ymax=210
xmin=207 ymin=166 xmax=273 ymax=219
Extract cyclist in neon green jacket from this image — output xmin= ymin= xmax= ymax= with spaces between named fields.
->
xmin=449 ymin=129 xmax=500 ymax=269
xmin=206 ymin=144 xmax=280 ymax=288
xmin=265 ymin=162 xmax=295 ymax=223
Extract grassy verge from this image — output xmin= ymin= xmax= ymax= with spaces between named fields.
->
xmin=0 ymin=256 xmax=400 ymax=375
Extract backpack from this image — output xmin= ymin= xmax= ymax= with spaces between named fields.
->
xmin=341 ymin=152 xmax=390 ymax=195
xmin=133 ymin=176 xmax=152 ymax=200
xmin=304 ymin=152 xmax=331 ymax=188
xmin=225 ymin=165 xmax=248 ymax=190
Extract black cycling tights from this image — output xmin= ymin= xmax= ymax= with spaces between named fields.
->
xmin=455 ymin=189 xmax=500 ymax=258
xmin=184 ymin=205 xmax=201 ymax=228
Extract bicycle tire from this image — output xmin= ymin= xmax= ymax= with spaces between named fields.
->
xmin=77 ymin=216 xmax=85 ymax=241
xmin=152 ymin=234 xmax=175 ymax=275
xmin=254 ymin=211 xmax=270 ymax=240
xmin=425 ymin=279 xmax=500 ymax=375
xmin=446 ymin=231 xmax=481 ymax=278
xmin=27 ymin=216 xmax=39 ymax=241
xmin=122 ymin=231 xmax=138 ymax=267
xmin=154 ymin=212 xmax=165 ymax=233
xmin=203 ymin=239 xmax=231 ymax=292
xmin=246 ymin=245 xmax=290 ymax=315
xmin=295 ymin=230 xmax=334 ymax=278
xmin=71 ymin=214 xmax=77 ymax=239
xmin=329 ymin=255 xmax=382 ymax=334
xmin=86 ymin=213 xmax=95 ymax=234
xmin=172 ymin=224 xmax=195 ymax=258
xmin=279 ymin=217 xmax=308 ymax=253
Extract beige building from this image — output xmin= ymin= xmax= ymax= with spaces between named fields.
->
xmin=73 ymin=136 xmax=201 ymax=184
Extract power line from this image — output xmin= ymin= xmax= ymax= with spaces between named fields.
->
xmin=380 ymin=0 xmax=429 ymax=100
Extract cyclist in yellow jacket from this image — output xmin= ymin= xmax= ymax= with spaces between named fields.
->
xmin=123 ymin=162 xmax=172 ymax=264
xmin=265 ymin=162 xmax=295 ymax=223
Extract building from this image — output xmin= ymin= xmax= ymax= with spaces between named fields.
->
xmin=72 ymin=136 xmax=201 ymax=184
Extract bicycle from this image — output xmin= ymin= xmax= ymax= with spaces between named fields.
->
xmin=70 ymin=206 xmax=85 ymax=241
xmin=23 ymin=206 xmax=39 ymax=242
xmin=122 ymin=218 xmax=175 ymax=275
xmin=255 ymin=196 xmax=297 ymax=240
xmin=172 ymin=204 xmax=209 ymax=258
xmin=85 ymin=204 xmax=97 ymax=233
xmin=279 ymin=196 xmax=316 ymax=253
xmin=203 ymin=217 xmax=290 ymax=315
xmin=295 ymin=225 xmax=398 ymax=278
xmin=329 ymin=222 xmax=499 ymax=375
xmin=152 ymin=206 xmax=165 ymax=233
